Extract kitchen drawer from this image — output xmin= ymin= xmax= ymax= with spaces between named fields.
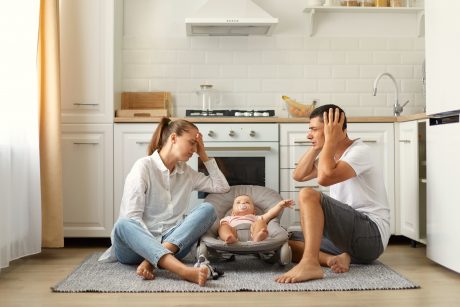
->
xmin=280 ymin=169 xmax=328 ymax=192
xmin=280 ymin=144 xmax=312 ymax=169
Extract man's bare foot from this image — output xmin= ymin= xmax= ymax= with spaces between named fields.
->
xmin=222 ymin=234 xmax=238 ymax=244
xmin=181 ymin=266 xmax=209 ymax=286
xmin=327 ymin=253 xmax=351 ymax=273
xmin=252 ymin=229 xmax=268 ymax=242
xmin=136 ymin=260 xmax=155 ymax=280
xmin=275 ymin=261 xmax=324 ymax=283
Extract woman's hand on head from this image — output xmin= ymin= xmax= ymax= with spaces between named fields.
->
xmin=195 ymin=132 xmax=209 ymax=162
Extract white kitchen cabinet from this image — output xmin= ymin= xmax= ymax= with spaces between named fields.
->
xmin=279 ymin=123 xmax=395 ymax=233
xmin=396 ymin=120 xmax=426 ymax=244
xmin=61 ymin=124 xmax=113 ymax=237
xmin=113 ymin=123 xmax=158 ymax=219
xmin=59 ymin=0 xmax=114 ymax=123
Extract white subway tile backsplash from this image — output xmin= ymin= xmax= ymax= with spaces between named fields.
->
xmin=248 ymin=65 xmax=278 ymax=79
xmin=346 ymin=52 xmax=373 ymax=65
xmin=150 ymin=51 xmax=177 ymax=64
xmin=386 ymin=65 xmax=414 ymax=79
xmin=123 ymin=79 xmax=149 ymax=92
xmin=219 ymin=37 xmax=249 ymax=50
xmin=191 ymin=65 xmax=220 ymax=78
xmin=177 ymin=51 xmax=205 ymax=64
xmin=275 ymin=36 xmax=304 ymax=50
xmin=123 ymin=51 xmax=150 ymax=64
xmin=234 ymin=79 xmax=261 ymax=92
xmin=359 ymin=38 xmax=387 ymax=50
xmin=304 ymin=38 xmax=331 ymax=50
xmin=220 ymin=65 xmax=248 ymax=78
xmin=278 ymin=65 xmax=304 ymax=79
xmin=304 ymin=65 xmax=332 ymax=79
xmin=234 ymin=52 xmax=263 ymax=65
xmin=318 ymin=80 xmax=346 ymax=93
xmin=331 ymin=38 xmax=359 ymax=50
xmin=206 ymin=51 xmax=233 ymax=64
xmin=373 ymin=52 xmax=402 ymax=64
xmin=318 ymin=52 xmax=346 ymax=65
xmin=122 ymin=2 xmax=426 ymax=116
xmin=332 ymin=66 xmax=360 ymax=79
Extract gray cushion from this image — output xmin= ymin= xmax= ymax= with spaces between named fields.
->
xmin=202 ymin=185 xmax=289 ymax=252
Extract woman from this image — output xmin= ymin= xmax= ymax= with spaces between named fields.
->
xmin=99 ymin=117 xmax=230 ymax=286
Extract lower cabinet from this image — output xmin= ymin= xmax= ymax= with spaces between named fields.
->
xmin=61 ymin=124 xmax=113 ymax=237
xmin=396 ymin=120 xmax=427 ymax=244
xmin=279 ymin=123 xmax=396 ymax=234
xmin=113 ymin=123 xmax=158 ymax=219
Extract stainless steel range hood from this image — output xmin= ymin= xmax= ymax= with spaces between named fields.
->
xmin=185 ymin=0 xmax=278 ymax=36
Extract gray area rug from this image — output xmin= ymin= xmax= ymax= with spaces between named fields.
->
xmin=52 ymin=253 xmax=419 ymax=293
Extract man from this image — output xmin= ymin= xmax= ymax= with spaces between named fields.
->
xmin=276 ymin=104 xmax=390 ymax=283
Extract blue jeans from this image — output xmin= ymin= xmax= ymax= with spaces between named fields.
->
xmin=112 ymin=202 xmax=216 ymax=268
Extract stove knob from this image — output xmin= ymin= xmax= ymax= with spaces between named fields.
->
xmin=244 ymin=112 xmax=252 ymax=117
xmin=250 ymin=130 xmax=256 ymax=137
xmin=262 ymin=112 xmax=270 ymax=117
xmin=253 ymin=111 xmax=262 ymax=116
xmin=208 ymin=130 xmax=215 ymax=137
xmin=234 ymin=112 xmax=243 ymax=116
xmin=201 ymin=112 xmax=208 ymax=116
xmin=229 ymin=130 xmax=235 ymax=137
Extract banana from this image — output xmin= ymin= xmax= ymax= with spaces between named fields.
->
xmin=282 ymin=95 xmax=317 ymax=117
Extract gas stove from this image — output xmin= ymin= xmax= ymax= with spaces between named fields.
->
xmin=185 ymin=109 xmax=275 ymax=117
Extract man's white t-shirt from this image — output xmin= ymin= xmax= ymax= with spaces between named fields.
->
xmin=329 ymin=139 xmax=391 ymax=249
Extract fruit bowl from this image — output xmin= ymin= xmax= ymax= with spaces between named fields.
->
xmin=282 ymin=96 xmax=317 ymax=118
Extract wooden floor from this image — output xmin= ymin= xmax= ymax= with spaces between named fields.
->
xmin=1 ymin=237 xmax=460 ymax=307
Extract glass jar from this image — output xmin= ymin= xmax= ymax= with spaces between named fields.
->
xmin=196 ymin=83 xmax=218 ymax=111
xmin=390 ymin=0 xmax=406 ymax=7
xmin=360 ymin=0 xmax=375 ymax=6
xmin=340 ymin=0 xmax=359 ymax=6
xmin=375 ymin=0 xmax=388 ymax=6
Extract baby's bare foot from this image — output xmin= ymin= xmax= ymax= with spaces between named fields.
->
xmin=223 ymin=234 xmax=238 ymax=244
xmin=136 ymin=260 xmax=155 ymax=280
xmin=252 ymin=229 xmax=268 ymax=242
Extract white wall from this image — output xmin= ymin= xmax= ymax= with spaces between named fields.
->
xmin=121 ymin=0 xmax=425 ymax=117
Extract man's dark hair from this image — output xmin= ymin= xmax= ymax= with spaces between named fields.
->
xmin=309 ymin=104 xmax=347 ymax=131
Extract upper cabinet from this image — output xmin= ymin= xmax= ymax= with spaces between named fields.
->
xmin=303 ymin=6 xmax=424 ymax=37
xmin=425 ymin=0 xmax=460 ymax=115
xmin=59 ymin=0 xmax=114 ymax=123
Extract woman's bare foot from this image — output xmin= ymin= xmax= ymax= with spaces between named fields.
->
xmin=327 ymin=253 xmax=351 ymax=273
xmin=181 ymin=266 xmax=209 ymax=286
xmin=252 ymin=229 xmax=268 ymax=242
xmin=136 ymin=260 xmax=155 ymax=280
xmin=222 ymin=234 xmax=238 ymax=244
xmin=275 ymin=260 xmax=324 ymax=283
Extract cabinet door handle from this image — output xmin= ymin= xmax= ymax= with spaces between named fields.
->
xmin=135 ymin=141 xmax=150 ymax=145
xmin=294 ymin=141 xmax=312 ymax=144
xmin=205 ymin=146 xmax=271 ymax=152
xmin=73 ymin=141 xmax=99 ymax=145
xmin=73 ymin=103 xmax=99 ymax=106
xmin=362 ymin=140 xmax=377 ymax=143
xmin=399 ymin=140 xmax=411 ymax=143
xmin=294 ymin=185 xmax=319 ymax=189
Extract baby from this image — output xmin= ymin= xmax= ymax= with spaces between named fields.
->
xmin=218 ymin=194 xmax=294 ymax=244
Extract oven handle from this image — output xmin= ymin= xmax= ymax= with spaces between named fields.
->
xmin=205 ymin=146 xmax=272 ymax=151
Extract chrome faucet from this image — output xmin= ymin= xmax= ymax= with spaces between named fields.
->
xmin=373 ymin=72 xmax=409 ymax=116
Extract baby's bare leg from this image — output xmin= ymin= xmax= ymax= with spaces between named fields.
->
xmin=251 ymin=218 xmax=269 ymax=242
xmin=218 ymin=223 xmax=238 ymax=244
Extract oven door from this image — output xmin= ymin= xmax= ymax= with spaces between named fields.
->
xmin=187 ymin=142 xmax=279 ymax=209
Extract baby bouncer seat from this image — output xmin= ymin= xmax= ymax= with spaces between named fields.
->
xmin=197 ymin=185 xmax=292 ymax=265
